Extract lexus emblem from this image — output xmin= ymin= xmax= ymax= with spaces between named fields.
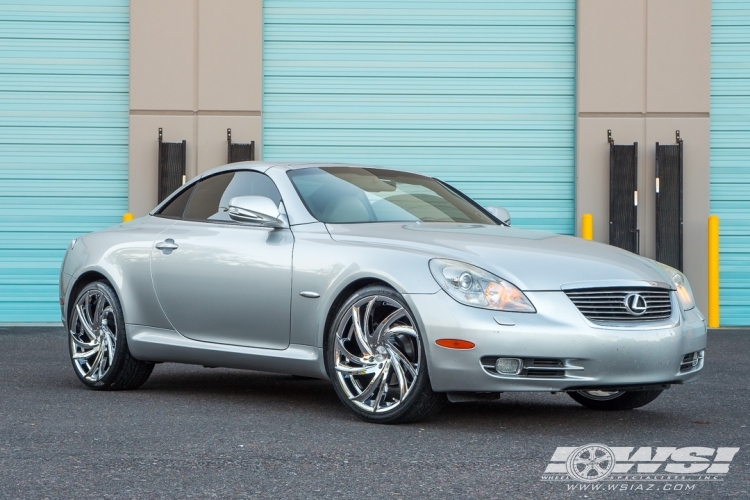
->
xmin=624 ymin=293 xmax=648 ymax=316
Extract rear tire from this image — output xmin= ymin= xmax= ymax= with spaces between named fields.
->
xmin=68 ymin=281 xmax=154 ymax=390
xmin=327 ymin=285 xmax=445 ymax=424
xmin=568 ymin=390 xmax=663 ymax=410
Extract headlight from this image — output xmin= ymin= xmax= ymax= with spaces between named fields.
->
xmin=657 ymin=263 xmax=695 ymax=311
xmin=429 ymin=259 xmax=535 ymax=312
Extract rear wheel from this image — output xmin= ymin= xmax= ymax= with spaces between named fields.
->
xmin=68 ymin=281 xmax=154 ymax=390
xmin=327 ymin=285 xmax=444 ymax=424
xmin=568 ymin=389 xmax=663 ymax=410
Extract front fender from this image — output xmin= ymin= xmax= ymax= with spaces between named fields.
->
xmin=288 ymin=223 xmax=439 ymax=350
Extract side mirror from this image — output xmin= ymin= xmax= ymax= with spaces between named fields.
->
xmin=486 ymin=206 xmax=511 ymax=226
xmin=227 ymin=196 xmax=286 ymax=228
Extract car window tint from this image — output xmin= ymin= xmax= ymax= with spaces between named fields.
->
xmin=288 ymin=167 xmax=496 ymax=224
xmin=183 ymin=171 xmax=282 ymax=222
xmin=157 ymin=184 xmax=195 ymax=218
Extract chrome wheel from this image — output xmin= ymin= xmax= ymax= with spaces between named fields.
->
xmin=70 ymin=289 xmax=117 ymax=382
xmin=333 ymin=295 xmax=421 ymax=414
xmin=577 ymin=390 xmax=624 ymax=401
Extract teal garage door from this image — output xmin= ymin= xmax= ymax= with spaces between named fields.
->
xmin=712 ymin=0 xmax=750 ymax=325
xmin=263 ymin=0 xmax=575 ymax=234
xmin=0 ymin=0 xmax=129 ymax=322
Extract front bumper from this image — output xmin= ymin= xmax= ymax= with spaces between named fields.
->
xmin=404 ymin=290 xmax=707 ymax=393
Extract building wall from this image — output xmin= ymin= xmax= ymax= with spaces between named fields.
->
xmin=129 ymin=0 xmax=263 ymax=217
xmin=129 ymin=0 xmax=712 ymax=313
xmin=576 ymin=0 xmax=711 ymax=313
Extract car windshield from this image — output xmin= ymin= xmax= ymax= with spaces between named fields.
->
xmin=287 ymin=167 xmax=497 ymax=224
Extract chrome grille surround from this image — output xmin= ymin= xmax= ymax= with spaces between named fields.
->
xmin=565 ymin=287 xmax=673 ymax=323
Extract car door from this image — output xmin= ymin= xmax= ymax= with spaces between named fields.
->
xmin=150 ymin=170 xmax=293 ymax=349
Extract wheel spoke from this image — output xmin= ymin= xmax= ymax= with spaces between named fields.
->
xmin=95 ymin=344 xmax=108 ymax=379
xmin=336 ymin=336 xmax=368 ymax=366
xmin=351 ymin=363 xmax=387 ymax=404
xmin=85 ymin=347 xmax=105 ymax=380
xmin=351 ymin=305 xmax=373 ymax=356
xmin=386 ymin=344 xmax=417 ymax=378
xmin=373 ymin=308 xmax=406 ymax=343
xmin=103 ymin=326 xmax=116 ymax=346
xmin=76 ymin=304 xmax=96 ymax=339
xmin=93 ymin=294 xmax=105 ymax=327
xmin=104 ymin=330 xmax=115 ymax=367
xmin=382 ymin=325 xmax=416 ymax=340
xmin=72 ymin=345 xmax=100 ymax=359
xmin=372 ymin=360 xmax=391 ymax=412
xmin=363 ymin=297 xmax=376 ymax=341
xmin=593 ymin=463 xmax=608 ymax=474
xmin=70 ymin=332 xmax=97 ymax=349
xmin=335 ymin=364 xmax=379 ymax=375
xmin=390 ymin=354 xmax=408 ymax=401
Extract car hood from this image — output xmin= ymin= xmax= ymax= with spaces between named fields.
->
xmin=325 ymin=222 xmax=672 ymax=291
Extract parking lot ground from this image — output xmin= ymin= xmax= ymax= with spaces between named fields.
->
xmin=0 ymin=326 xmax=748 ymax=499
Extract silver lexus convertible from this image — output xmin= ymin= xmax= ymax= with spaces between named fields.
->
xmin=60 ymin=162 xmax=706 ymax=424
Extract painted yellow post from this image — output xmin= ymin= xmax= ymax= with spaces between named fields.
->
xmin=122 ymin=212 xmax=134 ymax=223
xmin=708 ymin=215 xmax=720 ymax=328
xmin=581 ymin=213 xmax=593 ymax=240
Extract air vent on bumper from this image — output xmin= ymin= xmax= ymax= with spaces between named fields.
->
xmin=680 ymin=350 xmax=704 ymax=373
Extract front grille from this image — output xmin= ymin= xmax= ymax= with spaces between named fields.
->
xmin=565 ymin=287 xmax=672 ymax=323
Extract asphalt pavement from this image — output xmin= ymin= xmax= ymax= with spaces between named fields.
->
xmin=0 ymin=327 xmax=747 ymax=499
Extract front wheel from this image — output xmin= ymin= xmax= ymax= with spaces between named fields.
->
xmin=327 ymin=285 xmax=444 ymax=424
xmin=568 ymin=389 xmax=663 ymax=410
xmin=68 ymin=281 xmax=154 ymax=390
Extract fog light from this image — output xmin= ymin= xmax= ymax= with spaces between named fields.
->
xmin=495 ymin=358 xmax=522 ymax=374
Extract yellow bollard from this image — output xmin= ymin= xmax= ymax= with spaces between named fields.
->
xmin=708 ymin=215 xmax=720 ymax=328
xmin=122 ymin=212 xmax=134 ymax=223
xmin=581 ymin=213 xmax=593 ymax=241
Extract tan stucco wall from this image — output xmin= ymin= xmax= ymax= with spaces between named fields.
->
xmin=576 ymin=0 xmax=711 ymax=312
xmin=129 ymin=0 xmax=263 ymax=217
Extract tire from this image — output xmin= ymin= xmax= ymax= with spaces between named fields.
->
xmin=68 ymin=281 xmax=154 ymax=390
xmin=327 ymin=285 xmax=445 ymax=424
xmin=568 ymin=389 xmax=663 ymax=410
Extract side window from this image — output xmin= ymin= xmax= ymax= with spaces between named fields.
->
xmin=157 ymin=184 xmax=195 ymax=218
xmin=183 ymin=171 xmax=282 ymax=222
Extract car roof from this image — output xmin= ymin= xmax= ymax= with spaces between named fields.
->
xmin=198 ymin=161 xmax=403 ymax=179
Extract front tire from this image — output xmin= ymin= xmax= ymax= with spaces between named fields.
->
xmin=568 ymin=389 xmax=663 ymax=410
xmin=327 ymin=285 xmax=444 ymax=424
xmin=68 ymin=281 xmax=154 ymax=390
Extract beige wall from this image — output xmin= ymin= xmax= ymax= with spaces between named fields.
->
xmin=576 ymin=0 xmax=711 ymax=312
xmin=129 ymin=0 xmax=263 ymax=217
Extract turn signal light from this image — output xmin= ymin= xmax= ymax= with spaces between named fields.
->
xmin=435 ymin=339 xmax=475 ymax=350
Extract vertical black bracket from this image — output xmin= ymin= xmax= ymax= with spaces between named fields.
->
xmin=609 ymin=131 xmax=640 ymax=254
xmin=157 ymin=127 xmax=187 ymax=203
xmin=227 ymin=128 xmax=255 ymax=163
xmin=655 ymin=131 xmax=684 ymax=270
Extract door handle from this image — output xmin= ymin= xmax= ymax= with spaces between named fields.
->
xmin=155 ymin=239 xmax=179 ymax=251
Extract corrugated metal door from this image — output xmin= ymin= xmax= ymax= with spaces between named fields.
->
xmin=0 ymin=1 xmax=129 ymax=322
xmin=712 ymin=0 xmax=750 ymax=325
xmin=263 ymin=1 xmax=575 ymax=234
